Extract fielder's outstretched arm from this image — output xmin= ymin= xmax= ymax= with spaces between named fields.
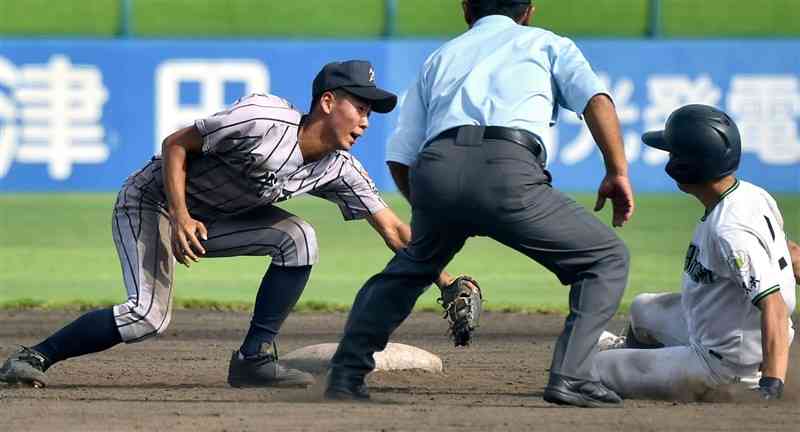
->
xmin=366 ymin=207 xmax=454 ymax=288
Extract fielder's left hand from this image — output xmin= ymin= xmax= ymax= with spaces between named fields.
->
xmin=438 ymin=275 xmax=483 ymax=347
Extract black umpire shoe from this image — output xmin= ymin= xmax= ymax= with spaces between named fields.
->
xmin=0 ymin=346 xmax=48 ymax=388
xmin=324 ymin=372 xmax=370 ymax=401
xmin=227 ymin=350 xmax=315 ymax=388
xmin=543 ymin=374 xmax=623 ymax=408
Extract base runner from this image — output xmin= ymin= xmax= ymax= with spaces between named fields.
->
xmin=595 ymin=104 xmax=798 ymax=401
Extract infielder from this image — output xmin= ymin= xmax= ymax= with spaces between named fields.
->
xmin=595 ymin=104 xmax=797 ymax=401
xmin=0 ymin=60 xmax=470 ymax=389
xmin=325 ymin=0 xmax=634 ymax=407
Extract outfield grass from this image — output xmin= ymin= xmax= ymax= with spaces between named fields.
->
xmin=396 ymin=0 xmax=650 ymax=37
xmin=0 ymin=0 xmax=797 ymax=37
xmin=662 ymin=0 xmax=800 ymax=37
xmin=0 ymin=0 xmax=119 ymax=36
xmin=131 ymin=0 xmax=384 ymax=38
xmin=1 ymin=192 xmax=797 ymax=313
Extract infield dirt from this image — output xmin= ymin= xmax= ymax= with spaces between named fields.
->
xmin=1 ymin=310 xmax=798 ymax=431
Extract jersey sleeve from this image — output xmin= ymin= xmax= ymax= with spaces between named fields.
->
xmin=310 ymin=155 xmax=388 ymax=221
xmin=718 ymin=230 xmax=784 ymax=306
xmin=385 ymin=76 xmax=428 ymax=166
xmin=193 ymin=94 xmax=299 ymax=155
xmin=550 ymin=36 xmax=610 ymax=116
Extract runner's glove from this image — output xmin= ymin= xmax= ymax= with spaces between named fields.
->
xmin=758 ymin=377 xmax=784 ymax=400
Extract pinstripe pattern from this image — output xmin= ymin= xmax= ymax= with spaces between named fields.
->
xmin=111 ymin=184 xmax=175 ymax=343
xmin=107 ymin=92 xmax=386 ymax=341
xmin=305 ymin=153 xmax=386 ymax=220
xmin=131 ymin=93 xmax=386 ymax=222
xmin=110 ymin=183 xmax=319 ymax=343
xmin=203 ymin=205 xmax=319 ymax=266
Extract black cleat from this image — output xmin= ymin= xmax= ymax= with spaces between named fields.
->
xmin=0 ymin=346 xmax=48 ymax=388
xmin=227 ymin=350 xmax=314 ymax=388
xmin=543 ymin=374 xmax=622 ymax=408
xmin=324 ymin=373 xmax=370 ymax=401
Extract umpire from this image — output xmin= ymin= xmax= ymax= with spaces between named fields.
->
xmin=326 ymin=0 xmax=634 ymax=407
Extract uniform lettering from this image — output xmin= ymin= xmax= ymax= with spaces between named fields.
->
xmin=684 ymin=244 xmax=715 ymax=284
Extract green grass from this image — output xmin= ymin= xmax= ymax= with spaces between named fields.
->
xmin=396 ymin=0 xmax=649 ymax=38
xmin=1 ymin=192 xmax=797 ymax=313
xmin=0 ymin=0 xmax=798 ymax=38
xmin=662 ymin=0 xmax=800 ymax=37
xmin=131 ymin=0 xmax=384 ymax=38
xmin=0 ymin=0 xmax=119 ymax=36
xmin=527 ymin=0 xmax=650 ymax=38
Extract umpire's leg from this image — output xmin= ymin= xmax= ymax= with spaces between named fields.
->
xmin=487 ymin=184 xmax=629 ymax=383
xmin=328 ymin=209 xmax=468 ymax=386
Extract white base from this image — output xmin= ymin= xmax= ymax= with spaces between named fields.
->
xmin=281 ymin=342 xmax=443 ymax=374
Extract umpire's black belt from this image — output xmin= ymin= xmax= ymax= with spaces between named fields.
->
xmin=433 ymin=125 xmax=544 ymax=157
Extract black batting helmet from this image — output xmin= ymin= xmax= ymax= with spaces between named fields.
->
xmin=642 ymin=104 xmax=741 ymax=184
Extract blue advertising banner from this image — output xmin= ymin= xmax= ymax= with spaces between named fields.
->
xmin=0 ymin=39 xmax=798 ymax=192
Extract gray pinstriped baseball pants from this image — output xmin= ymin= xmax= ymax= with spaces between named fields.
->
xmin=331 ymin=127 xmax=630 ymax=383
xmin=111 ymin=182 xmax=318 ymax=343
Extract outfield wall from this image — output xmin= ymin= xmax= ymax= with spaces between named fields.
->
xmin=0 ymin=39 xmax=798 ymax=193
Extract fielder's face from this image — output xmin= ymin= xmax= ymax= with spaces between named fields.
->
xmin=325 ymin=91 xmax=371 ymax=152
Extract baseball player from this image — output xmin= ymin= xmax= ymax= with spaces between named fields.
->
xmin=325 ymin=0 xmax=634 ymax=407
xmin=594 ymin=104 xmax=797 ymax=401
xmin=0 ymin=60 xmax=469 ymax=389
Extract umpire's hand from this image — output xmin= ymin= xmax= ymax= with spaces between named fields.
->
xmin=169 ymin=212 xmax=208 ymax=267
xmin=594 ymin=174 xmax=635 ymax=227
xmin=788 ymin=240 xmax=800 ymax=285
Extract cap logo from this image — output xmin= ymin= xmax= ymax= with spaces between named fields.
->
xmin=368 ymin=67 xmax=375 ymax=84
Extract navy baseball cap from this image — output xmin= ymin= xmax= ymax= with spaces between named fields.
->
xmin=312 ymin=60 xmax=397 ymax=113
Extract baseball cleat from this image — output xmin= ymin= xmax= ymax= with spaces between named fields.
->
xmin=324 ymin=383 xmax=370 ymax=401
xmin=324 ymin=372 xmax=370 ymax=401
xmin=596 ymin=330 xmax=627 ymax=351
xmin=0 ymin=346 xmax=49 ymax=388
xmin=227 ymin=350 xmax=314 ymax=388
xmin=543 ymin=374 xmax=622 ymax=408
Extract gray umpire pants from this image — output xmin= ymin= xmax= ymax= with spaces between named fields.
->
xmin=330 ymin=126 xmax=629 ymax=383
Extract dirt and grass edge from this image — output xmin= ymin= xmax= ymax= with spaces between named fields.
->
xmin=0 ymin=298 xmax=634 ymax=315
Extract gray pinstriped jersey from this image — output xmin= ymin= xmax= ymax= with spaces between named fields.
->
xmin=128 ymin=93 xmax=387 ymax=222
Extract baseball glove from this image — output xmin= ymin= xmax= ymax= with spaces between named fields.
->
xmin=438 ymin=275 xmax=483 ymax=347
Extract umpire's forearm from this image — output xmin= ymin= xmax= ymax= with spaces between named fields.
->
xmin=583 ymin=94 xmax=628 ymax=177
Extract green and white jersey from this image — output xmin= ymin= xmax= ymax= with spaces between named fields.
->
xmin=681 ymin=179 xmax=796 ymax=370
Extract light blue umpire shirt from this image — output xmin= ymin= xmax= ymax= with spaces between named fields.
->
xmin=386 ymin=15 xmax=610 ymax=167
